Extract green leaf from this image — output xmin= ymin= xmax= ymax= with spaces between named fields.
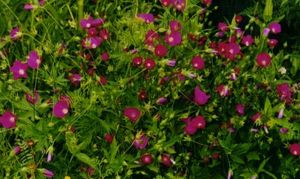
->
xmin=263 ymin=0 xmax=273 ymax=22
xmin=75 ymin=153 xmax=98 ymax=168
xmin=247 ymin=152 xmax=260 ymax=161
xmin=65 ymin=131 xmax=79 ymax=154
xmin=78 ymin=134 xmax=92 ymax=151
xmin=231 ymin=155 xmax=245 ymax=164
xmin=258 ymin=158 xmax=270 ymax=172
xmin=264 ymin=97 xmax=272 ymax=116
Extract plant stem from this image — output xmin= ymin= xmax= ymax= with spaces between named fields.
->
xmin=78 ymin=0 xmax=84 ymax=27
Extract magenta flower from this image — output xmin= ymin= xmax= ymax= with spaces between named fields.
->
xmin=235 ymin=104 xmax=245 ymax=116
xmin=0 ymin=111 xmax=17 ymax=129
xmin=170 ymin=20 xmax=182 ymax=32
xmin=27 ymin=50 xmax=42 ymax=69
xmin=241 ymin=35 xmax=254 ymax=46
xmin=10 ymin=27 xmax=22 ymax=40
xmin=24 ymin=3 xmax=34 ymax=11
xmin=99 ymin=29 xmax=109 ymax=40
xmin=279 ymin=127 xmax=288 ymax=134
xmin=25 ymin=90 xmax=39 ymax=104
xmin=68 ymin=73 xmax=82 ymax=86
xmin=10 ymin=60 xmax=28 ymax=80
xmin=161 ymin=153 xmax=173 ymax=167
xmin=165 ymin=31 xmax=182 ymax=46
xmin=194 ymin=86 xmax=210 ymax=105
xmin=104 ymin=133 xmax=114 ymax=144
xmin=123 ymin=107 xmax=141 ymax=123
xmin=216 ymin=84 xmax=230 ymax=97
xmin=137 ymin=13 xmax=154 ymax=24
xmin=191 ymin=56 xmax=205 ymax=70
xmin=276 ymin=83 xmax=293 ymax=104
xmin=191 ymin=115 xmax=206 ymax=129
xmin=98 ymin=75 xmax=108 ymax=85
xmin=218 ymin=22 xmax=228 ymax=32
xmin=140 ymin=153 xmax=153 ymax=165
xmin=277 ymin=108 xmax=284 ymax=119
xmin=183 ymin=116 xmax=206 ymax=135
xmin=88 ymin=28 xmax=97 ymax=36
xmin=133 ymin=133 xmax=149 ymax=149
xmin=39 ymin=0 xmax=46 ymax=6
xmin=132 ymin=57 xmax=143 ymax=67
xmin=268 ymin=22 xmax=281 ymax=34
xmin=160 ymin=0 xmax=172 ymax=7
xmin=256 ymin=52 xmax=271 ymax=68
xmin=289 ymin=143 xmax=300 ymax=156
xmin=268 ymin=39 xmax=278 ymax=48
xmin=144 ymin=30 xmax=159 ymax=45
xmin=224 ymin=42 xmax=241 ymax=60
xmin=53 ymin=99 xmax=70 ymax=119
xmin=155 ymin=44 xmax=168 ymax=57
xmin=82 ymin=37 xmax=102 ymax=49
xmin=251 ymin=112 xmax=261 ymax=122
xmin=80 ymin=18 xmax=94 ymax=29
xmin=12 ymin=146 xmax=21 ymax=155
xmin=101 ymin=52 xmax=110 ymax=62
xmin=144 ymin=58 xmax=156 ymax=70
xmin=92 ymin=18 xmax=105 ymax=28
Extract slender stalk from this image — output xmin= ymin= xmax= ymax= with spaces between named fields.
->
xmin=78 ymin=0 xmax=84 ymax=27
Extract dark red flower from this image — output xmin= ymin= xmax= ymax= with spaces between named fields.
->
xmin=256 ymin=52 xmax=271 ymax=68
xmin=154 ymin=44 xmax=168 ymax=57
xmin=216 ymin=84 xmax=230 ymax=97
xmin=144 ymin=58 xmax=156 ymax=70
xmin=289 ymin=143 xmax=300 ymax=156
xmin=99 ymin=29 xmax=109 ymax=40
xmin=235 ymin=104 xmax=245 ymax=116
xmin=251 ymin=112 xmax=261 ymax=122
xmin=104 ymin=133 xmax=114 ymax=144
xmin=161 ymin=154 xmax=173 ymax=167
xmin=140 ymin=153 xmax=153 ymax=165
xmin=123 ymin=107 xmax=141 ymax=123
xmin=101 ymin=52 xmax=110 ymax=62
xmin=276 ymin=83 xmax=293 ymax=104
xmin=25 ymin=91 xmax=39 ymax=104
xmin=170 ymin=20 xmax=181 ymax=32
xmin=132 ymin=57 xmax=143 ymax=67
xmin=191 ymin=56 xmax=205 ymax=70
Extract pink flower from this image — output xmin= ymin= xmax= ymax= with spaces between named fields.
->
xmin=235 ymin=15 xmax=243 ymax=23
xmin=256 ymin=52 xmax=271 ymax=68
xmin=279 ymin=127 xmax=288 ymax=134
xmin=183 ymin=116 xmax=206 ymax=135
xmin=277 ymin=108 xmax=284 ymax=119
xmin=268 ymin=22 xmax=281 ymax=34
xmin=170 ymin=20 xmax=181 ymax=32
xmin=12 ymin=146 xmax=21 ymax=155
xmin=133 ymin=133 xmax=149 ymax=149
xmin=161 ymin=153 xmax=173 ymax=167
xmin=172 ymin=0 xmax=186 ymax=11
xmin=88 ymin=28 xmax=97 ymax=36
xmin=10 ymin=27 xmax=22 ymax=40
xmin=39 ymin=0 xmax=46 ymax=6
xmin=202 ymin=0 xmax=212 ymax=6
xmin=132 ymin=57 xmax=143 ymax=67
xmin=101 ymin=52 xmax=110 ymax=61
xmin=80 ymin=17 xmax=94 ymax=29
xmin=289 ymin=143 xmax=300 ymax=156
xmin=92 ymin=18 xmax=105 ymax=28
xmin=10 ymin=60 xmax=28 ymax=80
xmin=27 ymin=50 xmax=42 ymax=69
xmin=41 ymin=169 xmax=54 ymax=178
xmin=82 ymin=37 xmax=102 ymax=49
xmin=216 ymin=84 xmax=230 ymax=97
xmin=53 ymin=99 xmax=70 ymax=119
xmin=194 ymin=86 xmax=210 ymax=105
xmin=251 ymin=112 xmax=261 ymax=122
xmin=154 ymin=44 xmax=168 ymax=57
xmin=218 ymin=22 xmax=228 ymax=32
xmin=123 ymin=107 xmax=141 ymax=123
xmin=268 ymin=39 xmax=278 ymax=48
xmin=68 ymin=73 xmax=82 ymax=86
xmin=104 ymin=133 xmax=114 ymax=144
xmin=0 ymin=111 xmax=17 ymax=129
xmin=137 ymin=13 xmax=155 ymax=24
xmin=165 ymin=31 xmax=182 ymax=46
xmin=160 ymin=0 xmax=172 ymax=7
xmin=191 ymin=56 xmax=205 ymax=70
xmin=191 ymin=115 xmax=206 ymax=129
xmin=224 ymin=42 xmax=241 ymax=60
xmin=241 ymin=35 xmax=254 ymax=46
xmin=25 ymin=90 xmax=39 ymax=104
xmin=263 ymin=28 xmax=271 ymax=37
xmin=144 ymin=58 xmax=156 ymax=70
xmin=156 ymin=97 xmax=168 ymax=105
xmin=98 ymin=75 xmax=108 ymax=85
xmin=166 ymin=59 xmax=176 ymax=67
xmin=235 ymin=104 xmax=245 ymax=116
xmin=144 ymin=30 xmax=159 ymax=45
xmin=140 ymin=153 xmax=153 ymax=165
xmin=99 ymin=29 xmax=109 ymax=40
xmin=24 ymin=3 xmax=34 ymax=11
xmin=276 ymin=83 xmax=293 ymax=104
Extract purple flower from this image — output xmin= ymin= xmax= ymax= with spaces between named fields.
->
xmin=24 ymin=3 xmax=34 ymax=11
xmin=27 ymin=50 xmax=42 ymax=69
xmin=241 ymin=35 xmax=254 ymax=46
xmin=170 ymin=20 xmax=181 ymax=32
xmin=133 ymin=133 xmax=149 ymax=149
xmin=224 ymin=42 xmax=241 ymax=60
xmin=251 ymin=112 xmax=261 ymax=122
xmin=92 ymin=18 xmax=105 ymax=28
xmin=101 ymin=52 xmax=110 ymax=61
xmin=137 ymin=13 xmax=154 ymax=24
xmin=268 ymin=39 xmax=278 ymax=48
xmin=256 ymin=52 xmax=271 ymax=68
xmin=166 ymin=59 xmax=176 ymax=67
xmin=263 ymin=28 xmax=270 ymax=37
xmin=82 ymin=37 xmax=102 ymax=49
xmin=216 ymin=84 xmax=230 ymax=97
xmin=165 ymin=31 xmax=182 ymax=46
xmin=41 ymin=169 xmax=54 ymax=178
xmin=53 ymin=99 xmax=70 ymax=119
xmin=80 ymin=18 xmax=94 ymax=29
xmin=39 ymin=0 xmax=46 ymax=6
xmin=0 ymin=111 xmax=17 ymax=129
xmin=194 ymin=86 xmax=210 ymax=105
xmin=279 ymin=127 xmax=288 ymax=134
xmin=276 ymin=83 xmax=293 ymax=104
xmin=218 ymin=22 xmax=228 ymax=32
xmin=156 ymin=97 xmax=168 ymax=105
xmin=68 ymin=73 xmax=82 ymax=86
xmin=183 ymin=116 xmax=206 ymax=135
xmin=123 ymin=107 xmax=141 ymax=123
xmin=277 ymin=108 xmax=284 ymax=119
xmin=191 ymin=56 xmax=205 ymax=70
xmin=172 ymin=0 xmax=186 ymax=11
xmin=235 ymin=104 xmax=245 ymax=116
xmin=25 ymin=90 xmax=39 ymax=104
xmin=47 ymin=152 xmax=52 ymax=162
xmin=10 ymin=27 xmax=22 ymax=40
xmin=268 ymin=22 xmax=281 ymax=34
xmin=13 ymin=146 xmax=21 ymax=155
xmin=10 ymin=60 xmax=28 ymax=80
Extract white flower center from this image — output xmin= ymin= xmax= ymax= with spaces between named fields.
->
xmin=168 ymin=37 xmax=174 ymax=42
xmin=62 ymin=108 xmax=68 ymax=114
xmin=19 ymin=69 xmax=25 ymax=75
xmin=9 ymin=117 xmax=15 ymax=123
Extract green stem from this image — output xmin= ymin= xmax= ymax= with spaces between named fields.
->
xmin=78 ymin=0 xmax=84 ymax=27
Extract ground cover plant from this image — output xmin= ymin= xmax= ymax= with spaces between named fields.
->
xmin=0 ymin=0 xmax=300 ymax=178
